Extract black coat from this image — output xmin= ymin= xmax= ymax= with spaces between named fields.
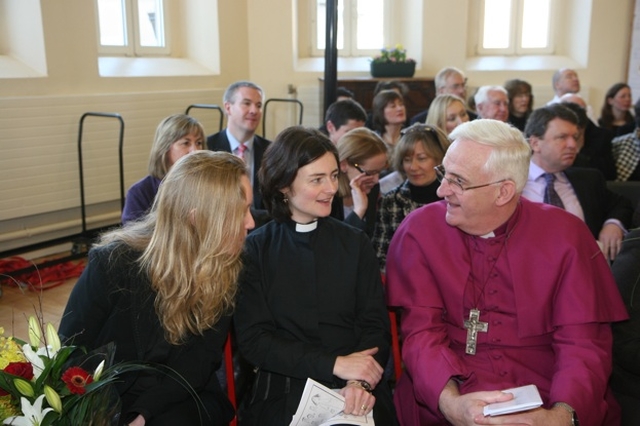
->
xmin=611 ymin=228 xmax=640 ymax=400
xmin=59 ymin=244 xmax=234 ymax=426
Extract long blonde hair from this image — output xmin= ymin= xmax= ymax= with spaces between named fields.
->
xmin=100 ymin=151 xmax=249 ymax=344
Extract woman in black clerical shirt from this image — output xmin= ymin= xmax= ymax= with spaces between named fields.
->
xmin=234 ymin=126 xmax=398 ymax=426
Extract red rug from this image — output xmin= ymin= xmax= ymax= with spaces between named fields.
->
xmin=0 ymin=256 xmax=86 ymax=291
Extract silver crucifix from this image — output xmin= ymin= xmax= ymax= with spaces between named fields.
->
xmin=464 ymin=308 xmax=488 ymax=355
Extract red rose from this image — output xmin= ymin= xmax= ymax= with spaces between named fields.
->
xmin=4 ymin=362 xmax=34 ymax=380
xmin=61 ymin=366 xmax=93 ymax=395
xmin=1 ymin=362 xmax=34 ymax=396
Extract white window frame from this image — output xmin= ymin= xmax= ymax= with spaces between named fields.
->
xmin=477 ymin=0 xmax=556 ymax=56
xmin=96 ymin=0 xmax=171 ymax=57
xmin=310 ymin=0 xmax=390 ymax=58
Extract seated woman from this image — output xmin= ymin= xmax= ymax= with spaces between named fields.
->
xmin=121 ymin=114 xmax=204 ymax=224
xmin=425 ymin=94 xmax=470 ymax=135
xmin=331 ymin=127 xmax=388 ymax=237
xmin=59 ymin=151 xmax=254 ymax=426
xmin=599 ymin=82 xmax=635 ymax=136
xmin=370 ymin=89 xmax=407 ymax=154
xmin=381 ymin=94 xmax=463 ymax=194
xmin=234 ymin=126 xmax=397 ymax=426
xmin=372 ymin=124 xmax=450 ymax=273
xmin=504 ymin=79 xmax=534 ymax=132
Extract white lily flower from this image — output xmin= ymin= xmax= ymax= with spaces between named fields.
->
xmin=20 ymin=343 xmax=58 ymax=380
xmin=27 ymin=316 xmax=41 ymax=349
xmin=2 ymin=394 xmax=54 ymax=425
xmin=93 ymin=360 xmax=106 ymax=381
xmin=44 ymin=323 xmax=61 ymax=353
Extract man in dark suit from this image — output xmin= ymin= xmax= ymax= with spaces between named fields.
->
xmin=207 ymin=81 xmax=271 ymax=224
xmin=522 ymin=104 xmax=633 ymax=261
xmin=560 ymin=97 xmax=617 ymax=180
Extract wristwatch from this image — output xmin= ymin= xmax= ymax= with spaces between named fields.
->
xmin=554 ymin=402 xmax=580 ymax=426
xmin=347 ymin=380 xmax=373 ymax=393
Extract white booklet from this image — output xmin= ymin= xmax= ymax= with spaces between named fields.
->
xmin=483 ymin=384 xmax=543 ymax=416
xmin=289 ymin=378 xmax=375 ymax=426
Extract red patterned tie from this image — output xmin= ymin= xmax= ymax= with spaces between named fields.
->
xmin=237 ymin=143 xmax=247 ymax=161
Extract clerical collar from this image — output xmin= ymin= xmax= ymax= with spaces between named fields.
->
xmin=479 ymin=231 xmax=495 ymax=239
xmin=295 ymin=221 xmax=318 ymax=232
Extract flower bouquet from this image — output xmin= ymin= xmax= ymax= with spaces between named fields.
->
xmin=0 ymin=316 xmax=133 ymax=426
xmin=370 ymin=44 xmax=416 ymax=78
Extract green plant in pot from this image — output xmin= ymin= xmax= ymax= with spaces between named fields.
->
xmin=370 ymin=44 xmax=416 ymax=78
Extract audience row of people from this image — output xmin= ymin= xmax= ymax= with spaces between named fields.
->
xmin=59 ymin=74 xmax=640 ymax=425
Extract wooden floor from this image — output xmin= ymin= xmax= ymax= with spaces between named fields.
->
xmin=0 ymin=275 xmax=78 ymax=342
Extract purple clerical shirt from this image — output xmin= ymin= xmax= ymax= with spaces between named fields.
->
xmin=386 ymin=198 xmax=627 ymax=426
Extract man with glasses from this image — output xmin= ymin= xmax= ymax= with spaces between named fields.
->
xmin=409 ymin=67 xmax=478 ymax=125
xmin=386 ymin=119 xmax=626 ymax=425
xmin=474 ymin=85 xmax=510 ymax=122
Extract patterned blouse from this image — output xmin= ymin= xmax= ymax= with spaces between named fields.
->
xmin=372 ymin=179 xmax=441 ymax=273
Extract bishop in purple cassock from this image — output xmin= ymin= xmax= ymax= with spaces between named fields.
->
xmin=386 ymin=119 xmax=628 ymax=426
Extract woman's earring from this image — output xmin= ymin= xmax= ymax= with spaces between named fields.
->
xmin=283 ymin=196 xmax=289 ymax=203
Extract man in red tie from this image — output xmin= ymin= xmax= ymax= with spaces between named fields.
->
xmin=207 ymin=81 xmax=271 ymax=225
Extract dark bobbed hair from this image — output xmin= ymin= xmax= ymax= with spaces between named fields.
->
xmin=259 ymin=126 xmax=339 ymax=222
xmin=524 ymin=104 xmax=579 ymax=139
xmin=504 ymin=79 xmax=534 ymax=114
xmin=371 ymin=90 xmax=404 ymax=134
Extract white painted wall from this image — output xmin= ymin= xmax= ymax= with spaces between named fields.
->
xmin=0 ymin=0 xmax=634 ymax=252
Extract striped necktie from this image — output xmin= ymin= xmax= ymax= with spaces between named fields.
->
xmin=237 ymin=143 xmax=247 ymax=161
xmin=543 ymin=173 xmax=565 ymax=209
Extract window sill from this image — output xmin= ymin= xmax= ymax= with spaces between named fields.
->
xmin=0 ymin=56 xmax=46 ymax=79
xmin=295 ymin=56 xmax=374 ymax=73
xmin=98 ymin=57 xmax=218 ymax=77
xmin=465 ymin=55 xmax=584 ymax=72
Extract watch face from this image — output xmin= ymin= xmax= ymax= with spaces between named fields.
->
xmin=359 ymin=380 xmax=373 ymax=393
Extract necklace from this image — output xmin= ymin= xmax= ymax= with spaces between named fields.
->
xmin=463 ymin=225 xmax=512 ymax=355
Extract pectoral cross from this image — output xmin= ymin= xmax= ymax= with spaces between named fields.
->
xmin=464 ymin=308 xmax=488 ymax=355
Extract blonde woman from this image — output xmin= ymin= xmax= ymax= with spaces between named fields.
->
xmin=122 ymin=114 xmax=205 ymax=224
xmin=60 ymin=151 xmax=254 ymax=426
xmin=425 ymin=94 xmax=470 ymax=135
xmin=331 ymin=127 xmax=388 ymax=237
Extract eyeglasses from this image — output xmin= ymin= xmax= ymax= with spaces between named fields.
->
xmin=351 ymin=162 xmax=384 ymax=177
xmin=434 ymin=165 xmax=506 ymax=195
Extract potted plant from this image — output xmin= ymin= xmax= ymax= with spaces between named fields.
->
xmin=370 ymin=45 xmax=416 ymax=78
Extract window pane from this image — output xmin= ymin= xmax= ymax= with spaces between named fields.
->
xmin=483 ymin=0 xmax=511 ymax=49
xmin=356 ymin=0 xmax=383 ymax=49
xmin=97 ymin=0 xmax=127 ymax=46
xmin=138 ymin=0 xmax=164 ymax=47
xmin=521 ymin=0 xmax=549 ymax=48
xmin=316 ymin=0 xmax=344 ymax=50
